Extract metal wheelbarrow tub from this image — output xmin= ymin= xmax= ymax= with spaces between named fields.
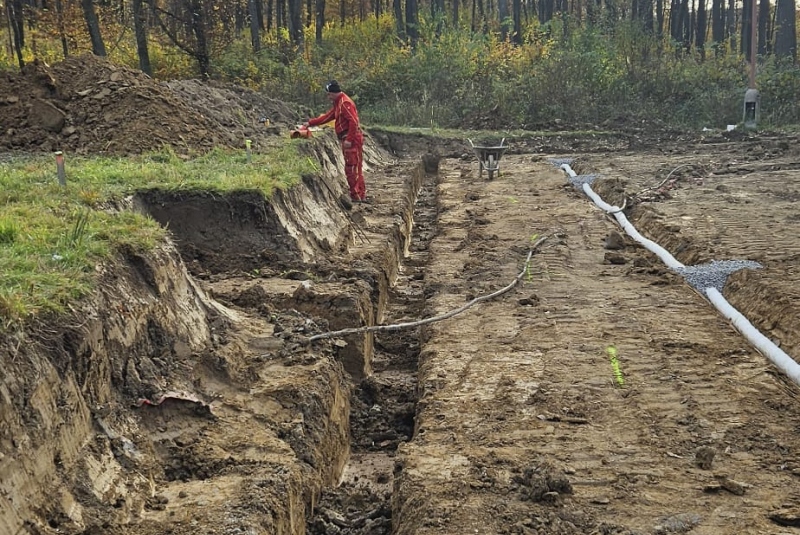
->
xmin=468 ymin=138 xmax=508 ymax=180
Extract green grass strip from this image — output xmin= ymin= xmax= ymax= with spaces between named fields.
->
xmin=0 ymin=142 xmax=315 ymax=326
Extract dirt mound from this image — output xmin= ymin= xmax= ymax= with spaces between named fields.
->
xmin=0 ymin=54 xmax=301 ymax=155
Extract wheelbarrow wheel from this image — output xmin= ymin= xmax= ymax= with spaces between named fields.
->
xmin=487 ymin=155 xmax=495 ymax=180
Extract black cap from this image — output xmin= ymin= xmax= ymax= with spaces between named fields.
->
xmin=325 ymin=80 xmax=342 ymax=93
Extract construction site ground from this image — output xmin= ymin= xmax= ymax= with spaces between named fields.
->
xmin=3 ymin=56 xmax=800 ymax=535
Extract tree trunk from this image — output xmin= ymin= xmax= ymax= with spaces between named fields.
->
xmin=669 ymin=0 xmax=681 ymax=42
xmin=7 ymin=0 xmax=25 ymax=68
xmin=248 ymin=0 xmax=261 ymax=51
xmin=711 ymin=0 xmax=724 ymax=47
xmin=133 ymin=0 xmax=152 ymax=74
xmin=740 ymin=0 xmax=752 ymax=59
xmin=726 ymin=0 xmax=735 ymax=50
xmin=288 ymin=0 xmax=303 ymax=44
xmin=756 ymin=0 xmax=768 ymax=54
xmin=773 ymin=0 xmax=796 ymax=59
xmin=405 ymin=0 xmax=418 ymax=45
xmin=498 ymin=0 xmax=510 ymax=38
xmin=471 ymin=0 xmax=477 ymax=32
xmin=277 ymin=0 xmax=286 ymax=30
xmin=55 ymin=0 xmax=69 ymax=58
xmin=585 ymin=0 xmax=598 ymax=24
xmin=452 ymin=0 xmax=459 ymax=26
xmin=431 ymin=0 xmax=444 ymax=33
xmin=316 ymin=0 xmax=325 ymax=42
xmin=81 ymin=0 xmax=107 ymax=56
xmin=695 ymin=0 xmax=706 ymax=58
xmin=512 ymin=0 xmax=522 ymax=43
xmin=189 ymin=0 xmax=209 ymax=76
xmin=394 ymin=0 xmax=404 ymax=37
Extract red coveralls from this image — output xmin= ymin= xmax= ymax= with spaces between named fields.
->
xmin=308 ymin=93 xmax=366 ymax=201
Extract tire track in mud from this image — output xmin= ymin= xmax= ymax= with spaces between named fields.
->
xmin=392 ymin=153 xmax=800 ymax=535
xmin=306 ymin=168 xmax=439 ymax=534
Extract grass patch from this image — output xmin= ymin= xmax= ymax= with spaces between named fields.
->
xmin=0 ymin=142 xmax=313 ymax=326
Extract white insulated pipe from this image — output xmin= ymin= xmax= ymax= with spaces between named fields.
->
xmin=559 ymin=163 xmax=800 ymax=387
xmin=706 ymin=288 xmax=800 ymax=385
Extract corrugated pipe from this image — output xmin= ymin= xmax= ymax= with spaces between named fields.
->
xmin=559 ymin=163 xmax=800 ymax=387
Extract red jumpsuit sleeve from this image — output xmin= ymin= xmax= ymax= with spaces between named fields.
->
xmin=308 ymin=107 xmax=335 ymax=127
xmin=340 ymin=100 xmax=361 ymax=143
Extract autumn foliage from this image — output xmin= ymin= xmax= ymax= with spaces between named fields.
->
xmin=1 ymin=0 xmax=798 ymax=128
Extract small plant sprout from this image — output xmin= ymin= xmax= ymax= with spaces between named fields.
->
xmin=524 ymin=235 xmax=539 ymax=282
xmin=607 ymin=345 xmax=625 ymax=387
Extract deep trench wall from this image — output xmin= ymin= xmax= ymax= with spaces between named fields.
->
xmin=138 ymin=132 xmax=377 ymax=273
xmin=0 ymin=244 xmax=212 ymax=534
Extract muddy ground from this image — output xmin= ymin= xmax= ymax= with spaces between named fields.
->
xmin=3 ymin=56 xmax=800 ymax=535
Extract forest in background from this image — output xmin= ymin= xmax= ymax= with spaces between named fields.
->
xmin=1 ymin=0 xmax=798 ymax=129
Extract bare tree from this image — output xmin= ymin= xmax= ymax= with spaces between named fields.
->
xmin=148 ymin=0 xmax=211 ymax=76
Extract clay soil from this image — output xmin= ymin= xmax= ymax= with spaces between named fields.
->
xmin=3 ymin=56 xmax=800 ymax=535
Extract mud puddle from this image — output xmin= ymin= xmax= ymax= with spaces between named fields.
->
xmin=307 ymin=170 xmax=438 ymax=534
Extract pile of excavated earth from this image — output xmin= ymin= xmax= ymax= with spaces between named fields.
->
xmin=4 ymin=55 xmax=800 ymax=535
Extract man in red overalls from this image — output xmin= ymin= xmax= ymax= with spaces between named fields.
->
xmin=304 ymin=80 xmax=367 ymax=202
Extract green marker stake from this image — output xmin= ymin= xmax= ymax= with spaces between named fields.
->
xmin=607 ymin=345 xmax=625 ymax=387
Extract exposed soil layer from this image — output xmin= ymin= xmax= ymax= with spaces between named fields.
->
xmin=4 ymin=55 xmax=800 ymax=535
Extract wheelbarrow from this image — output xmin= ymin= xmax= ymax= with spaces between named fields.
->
xmin=469 ymin=138 xmax=508 ymax=180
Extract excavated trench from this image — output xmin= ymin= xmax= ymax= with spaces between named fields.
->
xmin=306 ymin=169 xmax=439 ymax=534
xmin=0 ymin=130 xmax=435 ymax=535
xmin=134 ymin=143 xmax=438 ymax=533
